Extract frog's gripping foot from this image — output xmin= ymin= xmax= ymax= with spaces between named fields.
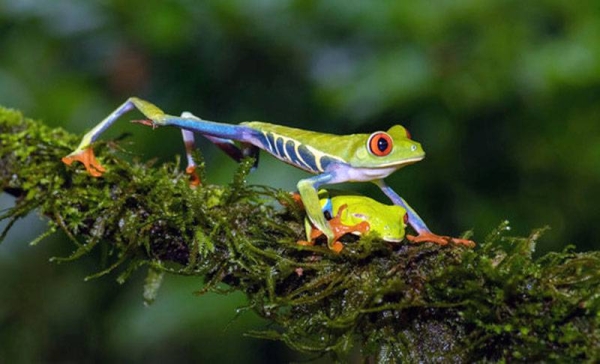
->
xmin=298 ymin=239 xmax=345 ymax=254
xmin=406 ymin=232 xmax=476 ymax=248
xmin=62 ymin=148 xmax=106 ymax=177
xmin=298 ymin=204 xmax=371 ymax=253
xmin=185 ymin=165 xmax=201 ymax=187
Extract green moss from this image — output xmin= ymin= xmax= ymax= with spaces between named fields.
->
xmin=1 ymin=106 xmax=599 ymax=362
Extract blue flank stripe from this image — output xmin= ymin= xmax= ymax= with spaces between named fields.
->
xmin=319 ymin=156 xmax=338 ymax=171
xmin=254 ymin=130 xmax=330 ymax=173
xmin=297 ymin=144 xmax=318 ymax=172
xmin=274 ymin=136 xmax=285 ymax=159
xmin=265 ymin=132 xmax=277 ymax=155
xmin=284 ymin=140 xmax=307 ymax=169
xmin=255 ymin=132 xmax=272 ymax=154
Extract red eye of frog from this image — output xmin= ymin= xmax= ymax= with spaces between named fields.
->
xmin=403 ymin=212 xmax=409 ymax=225
xmin=367 ymin=132 xmax=393 ymax=156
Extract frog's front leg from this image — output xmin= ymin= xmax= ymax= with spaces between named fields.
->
xmin=297 ymin=173 xmax=337 ymax=250
xmin=374 ymin=179 xmax=475 ymax=248
xmin=374 ymin=179 xmax=429 ymax=234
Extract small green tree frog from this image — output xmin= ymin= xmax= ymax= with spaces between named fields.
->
xmin=300 ymin=190 xmax=475 ymax=252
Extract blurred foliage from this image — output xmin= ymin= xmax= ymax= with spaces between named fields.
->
xmin=1 ymin=0 xmax=600 ymax=362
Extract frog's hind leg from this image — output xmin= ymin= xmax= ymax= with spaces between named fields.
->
xmin=179 ymin=112 xmax=260 ymax=185
xmin=63 ymin=97 xmax=261 ymax=176
xmin=63 ymin=98 xmax=141 ymax=176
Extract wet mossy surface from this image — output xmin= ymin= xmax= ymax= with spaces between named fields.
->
xmin=1 ymin=106 xmax=599 ymax=362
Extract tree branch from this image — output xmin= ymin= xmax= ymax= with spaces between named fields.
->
xmin=1 ymin=106 xmax=598 ymax=362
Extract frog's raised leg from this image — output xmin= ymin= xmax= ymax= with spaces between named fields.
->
xmin=374 ymin=179 xmax=475 ymax=248
xmin=63 ymin=97 xmax=261 ymax=177
xmin=63 ymin=98 xmax=139 ymax=174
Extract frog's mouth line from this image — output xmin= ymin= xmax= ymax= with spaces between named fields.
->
xmin=376 ymin=155 xmax=425 ymax=168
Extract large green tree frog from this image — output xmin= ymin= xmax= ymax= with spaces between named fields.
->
xmin=62 ymin=97 xmax=474 ymax=250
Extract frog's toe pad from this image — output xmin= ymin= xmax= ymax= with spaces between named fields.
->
xmin=450 ymin=237 xmax=476 ymax=248
xmin=331 ymin=241 xmax=344 ymax=253
xmin=62 ymin=148 xmax=106 ymax=177
xmin=297 ymin=239 xmax=315 ymax=247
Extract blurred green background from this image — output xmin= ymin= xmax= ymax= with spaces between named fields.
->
xmin=1 ymin=0 xmax=599 ymax=362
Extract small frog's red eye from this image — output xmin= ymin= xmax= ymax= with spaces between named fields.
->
xmin=367 ymin=132 xmax=393 ymax=156
xmin=403 ymin=212 xmax=409 ymax=225
xmin=405 ymin=128 xmax=411 ymax=140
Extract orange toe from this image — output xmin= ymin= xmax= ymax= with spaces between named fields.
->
xmin=297 ymin=240 xmax=315 ymax=247
xmin=331 ymin=241 xmax=344 ymax=253
xmin=185 ymin=165 xmax=201 ymax=187
xmin=450 ymin=237 xmax=476 ymax=248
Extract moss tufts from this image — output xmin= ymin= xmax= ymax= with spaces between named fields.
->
xmin=1 ymin=106 xmax=598 ymax=362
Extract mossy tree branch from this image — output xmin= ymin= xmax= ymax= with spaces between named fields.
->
xmin=1 ymin=106 xmax=599 ymax=362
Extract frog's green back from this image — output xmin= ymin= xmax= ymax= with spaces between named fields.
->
xmin=242 ymin=121 xmax=423 ymax=171
xmin=243 ymin=122 xmax=362 ymax=159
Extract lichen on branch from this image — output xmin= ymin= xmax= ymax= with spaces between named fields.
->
xmin=1 ymin=106 xmax=598 ymax=362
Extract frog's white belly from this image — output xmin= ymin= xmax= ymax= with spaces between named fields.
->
xmin=328 ymin=155 xmax=424 ymax=182
xmin=328 ymin=164 xmax=400 ymax=182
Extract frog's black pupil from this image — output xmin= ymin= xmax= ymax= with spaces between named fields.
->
xmin=377 ymin=137 xmax=388 ymax=152
xmin=324 ymin=211 xmax=332 ymax=220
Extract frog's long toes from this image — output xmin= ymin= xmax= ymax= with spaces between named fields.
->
xmin=62 ymin=148 xmax=106 ymax=177
xmin=407 ymin=232 xmax=449 ymax=246
xmin=407 ymin=232 xmax=475 ymax=248
xmin=450 ymin=237 xmax=476 ymax=248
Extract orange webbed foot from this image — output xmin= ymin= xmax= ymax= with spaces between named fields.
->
xmin=406 ymin=232 xmax=476 ymax=248
xmin=298 ymin=236 xmax=345 ymax=253
xmin=300 ymin=204 xmax=372 ymax=253
xmin=328 ymin=204 xmax=371 ymax=239
xmin=62 ymin=148 xmax=106 ymax=177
